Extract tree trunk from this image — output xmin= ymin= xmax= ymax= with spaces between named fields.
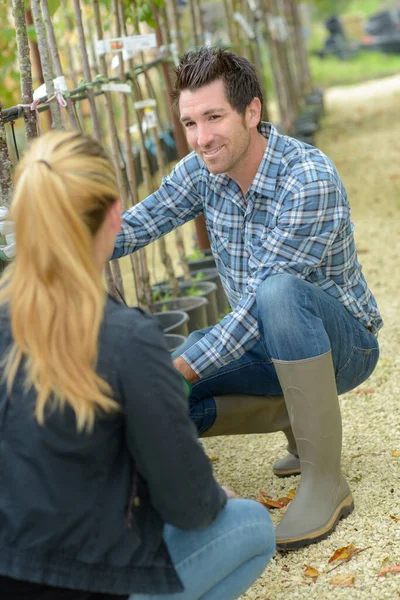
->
xmin=73 ymin=0 xmax=102 ymax=141
xmin=41 ymin=0 xmax=79 ymax=129
xmin=12 ymin=0 xmax=37 ymax=139
xmin=31 ymin=0 xmax=64 ymax=130
xmin=0 ymin=105 xmax=13 ymax=207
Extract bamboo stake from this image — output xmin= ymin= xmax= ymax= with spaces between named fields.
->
xmin=222 ymin=0 xmax=236 ymax=48
xmin=41 ymin=0 xmax=79 ymax=130
xmin=188 ymin=0 xmax=200 ymax=47
xmin=12 ymin=0 xmax=37 ymax=139
xmin=73 ymin=0 xmax=102 ymax=141
xmin=150 ymin=15 xmax=191 ymax=283
xmin=142 ymin=71 xmax=182 ymax=296
xmin=166 ymin=0 xmax=183 ymax=56
xmin=287 ymin=0 xmax=311 ymax=98
xmin=262 ymin=0 xmax=294 ymax=132
xmin=0 ymin=104 xmax=13 ymax=207
xmin=93 ymin=0 xmax=131 ymax=298
xmin=25 ymin=7 xmax=53 ymax=130
xmin=277 ymin=0 xmax=301 ymax=110
xmin=115 ymin=0 xmax=151 ymax=309
xmin=31 ymin=0 xmax=64 ymax=130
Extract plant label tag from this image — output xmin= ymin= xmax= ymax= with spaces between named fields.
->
xmin=96 ymin=34 xmax=157 ymax=57
xmin=101 ymin=83 xmax=132 ymax=93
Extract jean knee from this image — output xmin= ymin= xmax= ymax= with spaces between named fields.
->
xmin=256 ymin=274 xmax=304 ymax=314
xmin=232 ymin=499 xmax=276 ymax=559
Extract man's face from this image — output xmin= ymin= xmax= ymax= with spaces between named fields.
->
xmin=179 ymin=79 xmax=254 ymax=176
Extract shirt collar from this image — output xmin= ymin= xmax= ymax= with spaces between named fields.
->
xmin=207 ymin=122 xmax=286 ymax=197
xmin=249 ymin=122 xmax=286 ymax=198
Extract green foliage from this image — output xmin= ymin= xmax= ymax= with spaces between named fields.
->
xmin=47 ymin=0 xmax=61 ymax=17
xmin=310 ymin=50 xmax=400 ymax=88
xmin=0 ymin=5 xmax=19 ymax=108
xmin=305 ymin=0 xmax=349 ymax=19
xmin=192 ymin=271 xmax=206 ymax=281
xmin=306 ymin=0 xmax=381 ymax=19
xmin=185 ymin=285 xmax=203 ymax=297
xmin=187 ymin=248 xmax=206 ymax=261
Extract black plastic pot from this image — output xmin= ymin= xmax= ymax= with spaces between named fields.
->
xmin=153 ymin=310 xmax=189 ymax=337
xmin=164 ymin=333 xmax=187 ymax=353
xmin=153 ymin=296 xmax=208 ymax=333
xmin=187 ymin=254 xmax=216 ymax=272
xmin=153 ymin=281 xmax=219 ymax=326
xmin=189 ymin=268 xmax=230 ymax=317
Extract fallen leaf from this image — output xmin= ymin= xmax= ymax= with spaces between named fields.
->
xmin=330 ymin=574 xmax=355 ymax=587
xmin=328 ymin=543 xmax=359 ymax=563
xmin=392 ymin=450 xmax=400 ymax=457
xmin=304 ymin=565 xmax=320 ymax=580
xmin=378 ymin=564 xmax=400 ymax=577
xmin=349 ymin=387 xmax=374 ymax=395
xmin=276 ymin=496 xmax=291 ymax=507
xmin=390 ymin=514 xmax=400 ymax=521
xmin=208 ymin=455 xmax=219 ymax=462
xmin=257 ymin=495 xmax=284 ymax=509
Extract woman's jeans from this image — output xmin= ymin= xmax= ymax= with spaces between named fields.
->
xmin=130 ymin=499 xmax=275 ymax=600
xmin=173 ymin=275 xmax=380 ymax=434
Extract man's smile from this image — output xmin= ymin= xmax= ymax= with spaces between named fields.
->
xmin=202 ymin=145 xmax=223 ymax=157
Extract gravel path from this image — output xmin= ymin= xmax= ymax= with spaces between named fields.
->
xmin=202 ymin=75 xmax=400 ymax=599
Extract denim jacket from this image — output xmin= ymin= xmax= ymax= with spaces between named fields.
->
xmin=0 ymin=297 xmax=226 ymax=596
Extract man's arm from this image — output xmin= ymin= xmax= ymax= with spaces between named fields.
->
xmin=173 ymin=356 xmax=199 ymax=383
xmin=179 ymin=179 xmax=348 ymax=379
xmin=112 ymin=154 xmax=204 ymax=259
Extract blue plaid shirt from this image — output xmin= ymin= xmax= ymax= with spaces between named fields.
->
xmin=113 ymin=123 xmax=383 ymax=377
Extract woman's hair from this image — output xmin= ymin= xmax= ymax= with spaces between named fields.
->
xmin=0 ymin=131 xmax=120 ymax=432
xmin=171 ymin=46 xmax=264 ymax=129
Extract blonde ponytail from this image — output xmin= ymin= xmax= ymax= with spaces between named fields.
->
xmin=0 ymin=131 xmax=121 ymax=432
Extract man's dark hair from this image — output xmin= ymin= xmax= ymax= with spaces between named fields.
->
xmin=171 ymin=46 xmax=264 ymax=128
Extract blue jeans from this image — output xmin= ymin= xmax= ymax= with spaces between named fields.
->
xmin=130 ymin=499 xmax=275 ymax=600
xmin=173 ymin=275 xmax=380 ymax=433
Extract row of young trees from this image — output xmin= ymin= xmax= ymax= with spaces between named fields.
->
xmin=0 ymin=0 xmax=317 ymax=308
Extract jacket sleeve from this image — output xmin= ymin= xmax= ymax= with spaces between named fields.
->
xmin=116 ymin=309 xmax=227 ymax=530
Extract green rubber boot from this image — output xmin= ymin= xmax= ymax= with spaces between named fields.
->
xmin=272 ymin=427 xmax=301 ymax=477
xmin=200 ymin=394 xmax=290 ymax=437
xmin=273 ymin=351 xmax=354 ymax=551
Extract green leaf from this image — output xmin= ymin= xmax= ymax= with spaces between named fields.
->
xmin=26 ymin=24 xmax=37 ymax=43
xmin=47 ymin=0 xmax=61 ymax=17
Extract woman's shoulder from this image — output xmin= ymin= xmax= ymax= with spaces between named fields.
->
xmin=101 ymin=295 xmax=164 ymax=350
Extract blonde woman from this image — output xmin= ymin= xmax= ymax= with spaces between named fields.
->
xmin=0 ymin=131 xmax=274 ymax=600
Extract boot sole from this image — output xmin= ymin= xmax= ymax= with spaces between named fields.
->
xmin=276 ymin=495 xmax=354 ymax=551
xmin=273 ymin=467 xmax=301 ymax=478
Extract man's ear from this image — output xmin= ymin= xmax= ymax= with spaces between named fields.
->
xmin=246 ymin=97 xmax=262 ymax=128
xmin=109 ymin=199 xmax=122 ymax=233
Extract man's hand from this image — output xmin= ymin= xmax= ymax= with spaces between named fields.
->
xmin=221 ymin=485 xmax=237 ymax=499
xmin=173 ymin=356 xmax=199 ymax=384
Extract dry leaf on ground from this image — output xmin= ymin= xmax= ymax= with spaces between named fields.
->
xmin=330 ymin=574 xmax=355 ymax=587
xmin=328 ymin=543 xmax=359 ymax=563
xmin=257 ymin=489 xmax=296 ymax=510
xmin=378 ymin=564 xmax=400 ymax=577
xmin=390 ymin=514 xmax=400 ymax=521
xmin=392 ymin=450 xmax=400 ymax=457
xmin=304 ymin=565 xmax=320 ymax=581
xmin=257 ymin=493 xmax=285 ymax=509
xmin=349 ymin=387 xmax=375 ymax=395
xmin=208 ymin=455 xmax=219 ymax=462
